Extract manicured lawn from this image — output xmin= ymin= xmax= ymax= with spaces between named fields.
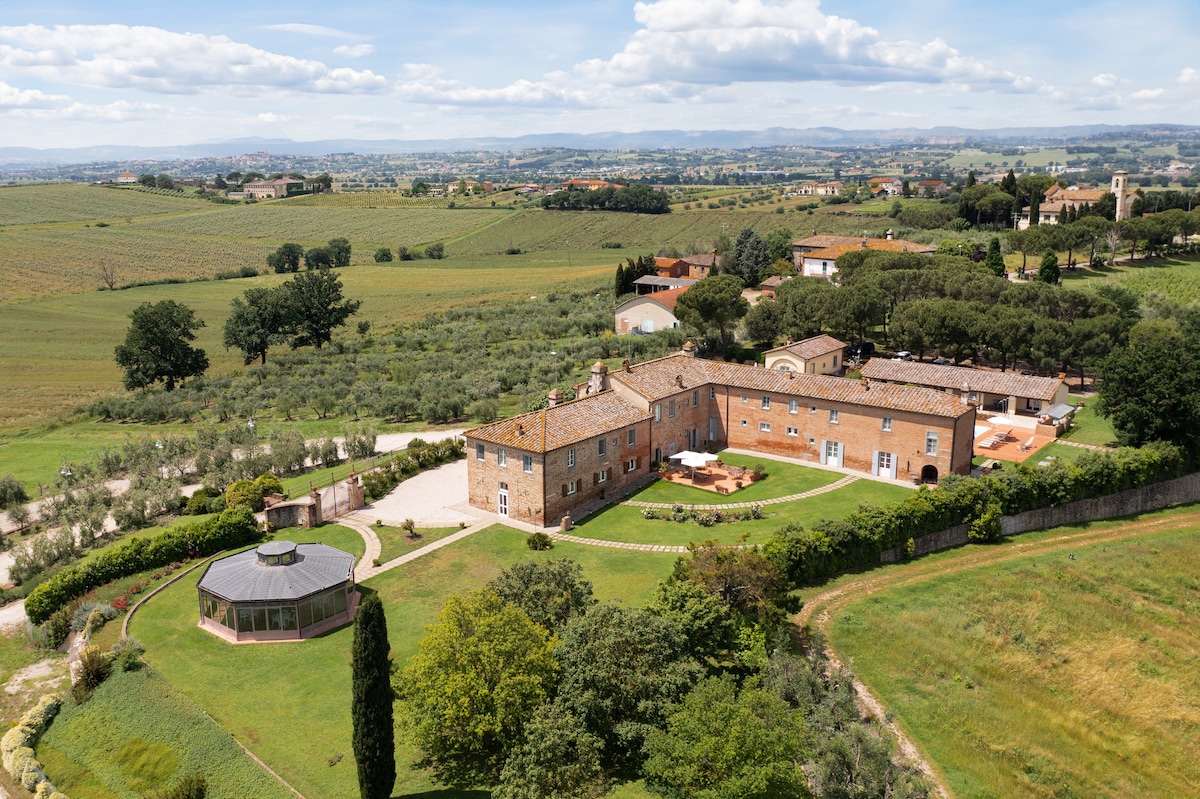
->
xmin=633 ymin=452 xmax=841 ymax=506
xmin=1058 ymin=398 xmax=1119 ymax=448
xmin=131 ymin=524 xmax=677 ymax=798
xmin=374 ymin=524 xmax=461 ymax=563
xmin=571 ymin=478 xmax=914 ymax=546
xmin=829 ymin=522 xmax=1200 ymax=799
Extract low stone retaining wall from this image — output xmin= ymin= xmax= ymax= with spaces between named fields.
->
xmin=881 ymin=472 xmax=1200 ymax=562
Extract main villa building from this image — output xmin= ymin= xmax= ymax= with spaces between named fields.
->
xmin=465 ymin=343 xmax=976 ymax=527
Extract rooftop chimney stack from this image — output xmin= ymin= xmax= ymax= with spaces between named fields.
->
xmin=681 ymin=341 xmax=697 ymax=358
xmin=547 ymin=389 xmax=564 ymax=407
xmin=589 ymin=362 xmax=609 ymax=394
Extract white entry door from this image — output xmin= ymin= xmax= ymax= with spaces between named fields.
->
xmin=875 ymin=451 xmax=896 ymax=480
xmin=498 ymin=482 xmax=509 ymax=517
xmin=824 ymin=440 xmax=842 ymax=468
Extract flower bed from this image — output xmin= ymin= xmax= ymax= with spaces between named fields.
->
xmin=641 ymin=504 xmax=765 ymax=526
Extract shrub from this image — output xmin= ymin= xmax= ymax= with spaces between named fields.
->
xmin=1 ymin=695 xmax=59 ymax=788
xmin=225 ymin=479 xmax=264 ymax=511
xmin=112 ymin=636 xmax=145 ymax=672
xmin=71 ymin=601 xmax=117 ymax=632
xmin=0 ymin=474 xmax=29 ymax=510
xmin=73 ymin=644 xmax=112 ymax=702
xmin=25 ymin=507 xmax=259 ymax=624
xmin=185 ymin=487 xmax=212 ymax=515
xmin=527 ymin=532 xmax=553 ymax=551
xmin=148 ymin=773 xmax=207 ymax=799
xmin=44 ymin=608 xmax=72 ymax=649
xmin=969 ymin=503 xmax=1003 ymax=543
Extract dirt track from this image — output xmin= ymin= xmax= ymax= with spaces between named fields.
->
xmin=794 ymin=505 xmax=1200 ymax=799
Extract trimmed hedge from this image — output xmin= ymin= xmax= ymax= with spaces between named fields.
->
xmin=25 ymin=507 xmax=260 ymax=625
xmin=1 ymin=693 xmax=64 ymax=798
xmin=766 ymin=442 xmax=1186 ymax=585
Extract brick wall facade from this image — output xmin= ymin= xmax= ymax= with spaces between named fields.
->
xmin=467 ymin=354 xmax=974 ymax=527
xmin=467 ymin=420 xmax=652 ymax=526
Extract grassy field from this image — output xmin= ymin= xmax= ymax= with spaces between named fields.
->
xmin=38 ymin=669 xmax=296 ymax=799
xmin=0 ymin=253 xmax=613 ymax=437
xmin=0 ymin=183 xmax=202 ymax=226
xmin=130 ymin=523 xmax=676 ymax=799
xmin=1114 ymin=258 xmax=1200 ymax=305
xmin=828 ymin=518 xmax=1200 ymax=799
xmin=136 ymin=204 xmax=510 ymax=246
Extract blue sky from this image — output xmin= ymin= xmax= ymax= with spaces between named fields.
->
xmin=2 ymin=0 xmax=1199 ymax=148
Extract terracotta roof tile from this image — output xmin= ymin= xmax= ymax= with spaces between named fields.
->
xmin=859 ymin=359 xmax=1064 ymax=401
xmin=613 ymin=353 xmax=970 ymax=418
xmin=466 ymin=391 xmax=650 ymax=452
xmin=764 ymin=334 xmax=847 ymax=360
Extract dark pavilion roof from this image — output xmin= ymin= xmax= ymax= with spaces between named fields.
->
xmin=197 ymin=542 xmax=354 ymax=603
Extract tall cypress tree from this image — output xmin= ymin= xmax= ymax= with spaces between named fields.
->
xmin=352 ymin=593 xmax=395 ymax=799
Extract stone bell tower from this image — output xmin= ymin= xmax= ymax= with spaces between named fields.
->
xmin=1112 ymin=171 xmax=1130 ymax=222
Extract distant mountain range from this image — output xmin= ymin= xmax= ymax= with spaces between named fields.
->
xmin=3 ymin=124 xmax=1199 ymax=165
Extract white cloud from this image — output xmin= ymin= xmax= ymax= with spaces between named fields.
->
xmin=257 ymin=111 xmax=288 ymax=122
xmin=1178 ymin=67 xmax=1200 ymax=85
xmin=1091 ymin=73 xmax=1118 ymax=88
xmin=0 ymin=24 xmax=387 ymax=95
xmin=1131 ymin=88 xmax=1164 ymax=100
xmin=385 ymin=0 xmax=1040 ymax=110
xmin=334 ymin=43 xmax=374 ymax=58
xmin=3 ymin=96 xmax=162 ymax=121
xmin=0 ymin=80 xmax=70 ymax=109
xmin=574 ymin=0 xmax=1037 ymax=92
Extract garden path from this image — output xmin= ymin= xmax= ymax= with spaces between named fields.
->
xmin=621 ymin=474 xmax=859 ymax=510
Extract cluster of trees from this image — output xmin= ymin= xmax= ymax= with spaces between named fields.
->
xmin=223 ymin=266 xmax=362 ymax=364
xmin=614 ymin=254 xmax=657 ymax=296
xmin=1097 ymin=299 xmax=1200 ymax=452
xmin=397 ymin=556 xmax=926 ymax=798
xmin=113 ymin=270 xmax=361 ymax=393
xmin=740 ymin=250 xmax=1141 ymax=381
xmin=93 ymin=289 xmax=683 ymax=426
xmin=542 ymin=184 xmax=671 ymax=214
xmin=267 ymin=238 xmax=352 ymax=272
xmin=372 ymin=243 xmax=446 ymax=262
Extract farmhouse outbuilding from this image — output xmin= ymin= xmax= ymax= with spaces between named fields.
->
xmin=859 ymin=359 xmax=1068 ymax=416
xmin=196 ymin=541 xmax=357 ymax=642
xmin=763 ymin=334 xmax=847 ymax=375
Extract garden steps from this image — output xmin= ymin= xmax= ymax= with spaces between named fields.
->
xmin=619 ymin=474 xmax=859 ymax=511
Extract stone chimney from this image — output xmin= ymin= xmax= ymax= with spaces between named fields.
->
xmin=622 ymin=358 xmax=631 ymax=372
xmin=681 ymin=341 xmax=697 ymax=358
xmin=589 ymin=361 xmax=609 ymax=394
xmin=675 ymin=374 xmax=685 ymax=389
xmin=547 ymin=389 xmax=563 ymax=407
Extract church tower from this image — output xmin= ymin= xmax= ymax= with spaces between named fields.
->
xmin=1112 ymin=171 xmax=1130 ymax=222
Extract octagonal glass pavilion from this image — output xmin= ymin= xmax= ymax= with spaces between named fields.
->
xmin=196 ymin=541 xmax=358 ymax=642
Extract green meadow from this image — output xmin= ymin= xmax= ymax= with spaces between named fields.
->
xmin=829 ymin=517 xmax=1200 ymax=799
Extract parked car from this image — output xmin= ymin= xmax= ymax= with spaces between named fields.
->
xmin=892 ymin=351 xmax=912 ymax=361
xmin=932 ymin=357 xmax=952 ymax=365
xmin=847 ymin=341 xmax=875 ymax=359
